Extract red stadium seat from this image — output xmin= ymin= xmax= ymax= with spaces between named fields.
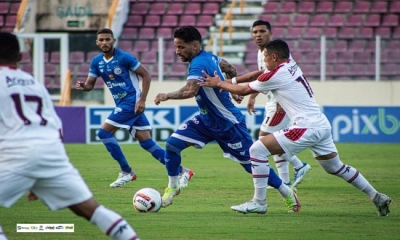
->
xmin=166 ymin=3 xmax=184 ymax=15
xmin=382 ymin=14 xmax=399 ymax=27
xmin=161 ymin=15 xmax=178 ymax=27
xmin=156 ymin=27 xmax=172 ymax=39
xmin=353 ymin=1 xmax=370 ymax=13
xmin=202 ymin=3 xmax=219 ymax=15
xmin=121 ymin=27 xmax=138 ymax=40
xmin=163 ymin=51 xmax=176 ymax=64
xmin=292 ymin=14 xmax=309 ymax=27
xmin=316 ymin=1 xmax=334 ymax=13
xmin=389 ymin=1 xmax=400 ymax=13
xmin=50 ymin=51 xmax=60 ymax=63
xmin=309 ymin=15 xmax=327 ymax=27
xmin=322 ymin=27 xmax=337 ymax=38
xmin=130 ymin=3 xmax=148 ymax=15
xmin=286 ymin=27 xmax=303 ymax=39
xmin=303 ymin=27 xmax=321 ymax=39
xmin=358 ymin=27 xmax=373 ymax=38
xmin=185 ymin=3 xmax=201 ymax=15
xmin=370 ymin=1 xmax=388 ymax=13
xmin=298 ymin=1 xmax=314 ymax=14
xmin=375 ymin=27 xmax=392 ymax=38
xmin=148 ymin=3 xmax=166 ymax=15
xmin=274 ymin=14 xmax=291 ymax=27
xmin=327 ymin=14 xmax=345 ymax=27
xmin=118 ymin=40 xmax=134 ymax=51
xmin=332 ymin=40 xmax=347 ymax=52
xmin=335 ymin=1 xmax=352 ymax=13
xmin=141 ymin=50 xmax=157 ymax=64
xmin=144 ymin=15 xmax=160 ymax=27
xmin=0 ymin=3 xmax=9 ymax=14
xmin=134 ymin=40 xmax=151 ymax=52
xmin=346 ymin=15 xmax=363 ymax=27
xmin=168 ymin=64 xmax=188 ymax=78
xmin=126 ymin=15 xmax=143 ymax=27
xmin=69 ymin=51 xmax=85 ymax=64
xmin=364 ymin=14 xmax=380 ymax=27
xmin=138 ymin=27 xmax=155 ymax=39
xmin=336 ymin=52 xmax=353 ymax=63
xmin=353 ymin=52 xmax=372 ymax=63
xmin=197 ymin=15 xmax=213 ymax=27
xmin=179 ymin=16 xmax=196 ymax=26
xmin=348 ymin=40 xmax=366 ymax=52
xmin=280 ymin=2 xmax=296 ymax=13
xmin=263 ymin=2 xmax=279 ymax=14
xmin=338 ymin=27 xmax=356 ymax=38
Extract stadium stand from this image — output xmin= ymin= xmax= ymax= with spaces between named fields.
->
xmin=3 ymin=0 xmax=400 ymax=87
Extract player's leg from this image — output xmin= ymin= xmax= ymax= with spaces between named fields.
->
xmin=133 ymin=115 xmax=194 ymax=187
xmin=161 ymin=119 xmax=209 ymax=207
xmin=0 ymin=168 xmax=36 ymax=239
xmin=261 ymin=111 xmax=311 ymax=186
xmin=33 ymin=165 xmax=139 ymax=239
xmin=312 ymin=129 xmax=392 ymax=216
xmin=98 ymin=123 xmax=136 ymax=187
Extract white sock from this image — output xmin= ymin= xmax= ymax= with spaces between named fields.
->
xmin=168 ymin=175 xmax=179 ymax=188
xmin=277 ymin=183 xmax=291 ymax=198
xmin=273 ymin=155 xmax=290 ymax=184
xmin=318 ymin=155 xmax=378 ymax=200
xmin=250 ymin=140 xmax=271 ymax=205
xmin=90 ymin=205 xmax=139 ymax=240
xmin=288 ymin=155 xmax=304 ymax=169
xmin=0 ymin=225 xmax=8 ymax=240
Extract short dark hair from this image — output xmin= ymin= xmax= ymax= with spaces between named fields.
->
xmin=265 ymin=39 xmax=290 ymax=59
xmin=0 ymin=32 xmax=20 ymax=63
xmin=252 ymin=20 xmax=272 ymax=32
xmin=174 ymin=26 xmax=202 ymax=43
xmin=97 ymin=28 xmax=114 ymax=37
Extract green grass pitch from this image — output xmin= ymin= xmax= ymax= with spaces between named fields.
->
xmin=1 ymin=143 xmax=399 ymax=240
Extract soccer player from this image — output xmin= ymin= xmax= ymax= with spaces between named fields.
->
xmin=247 ymin=20 xmax=311 ymax=187
xmin=199 ymin=39 xmax=392 ymax=216
xmin=76 ymin=28 xmax=193 ymax=188
xmin=154 ymin=26 xmax=300 ymax=213
xmin=0 ymin=32 xmax=140 ymax=240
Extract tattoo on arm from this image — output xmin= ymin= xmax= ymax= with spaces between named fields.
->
xmin=219 ymin=59 xmax=237 ymax=79
xmin=167 ymin=81 xmax=200 ymax=99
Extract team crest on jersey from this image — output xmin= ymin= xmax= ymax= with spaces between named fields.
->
xmin=114 ymin=107 xmax=122 ymax=114
xmin=228 ymin=142 xmax=242 ymax=149
xmin=178 ymin=123 xmax=187 ymax=130
xmin=114 ymin=67 xmax=122 ymax=75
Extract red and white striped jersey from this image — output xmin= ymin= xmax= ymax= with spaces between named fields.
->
xmin=248 ymin=60 xmax=330 ymax=129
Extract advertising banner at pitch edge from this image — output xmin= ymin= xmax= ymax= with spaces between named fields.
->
xmin=86 ymin=106 xmax=266 ymax=144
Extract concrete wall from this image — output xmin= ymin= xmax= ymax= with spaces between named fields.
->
xmin=104 ymin=80 xmax=400 ymax=106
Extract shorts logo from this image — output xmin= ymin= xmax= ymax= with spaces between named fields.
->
xmin=228 ymin=142 xmax=242 ymax=149
xmin=191 ymin=117 xmax=199 ymax=124
xmin=114 ymin=107 xmax=122 ymax=114
xmin=178 ymin=123 xmax=187 ymax=130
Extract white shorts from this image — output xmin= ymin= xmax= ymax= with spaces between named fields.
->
xmin=260 ymin=109 xmax=291 ymax=133
xmin=273 ymin=127 xmax=338 ymax=158
xmin=0 ymin=166 xmax=93 ymax=211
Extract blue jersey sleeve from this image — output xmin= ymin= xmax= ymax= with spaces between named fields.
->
xmin=121 ymin=52 xmax=141 ymax=72
xmin=88 ymin=56 xmax=100 ymax=78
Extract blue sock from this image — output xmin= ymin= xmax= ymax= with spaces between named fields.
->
xmin=139 ymin=139 xmax=183 ymax=173
xmin=241 ymin=163 xmax=282 ymax=188
xmin=98 ymin=129 xmax=131 ymax=173
xmin=165 ymin=137 xmax=188 ymax=176
xmin=267 ymin=168 xmax=282 ymax=188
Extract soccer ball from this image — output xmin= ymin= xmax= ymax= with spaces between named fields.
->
xmin=133 ymin=188 xmax=162 ymax=213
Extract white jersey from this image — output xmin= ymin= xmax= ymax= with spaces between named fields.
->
xmin=0 ymin=66 xmax=67 ymax=176
xmin=258 ymin=50 xmax=295 ymax=112
xmin=249 ymin=60 xmax=330 ymax=129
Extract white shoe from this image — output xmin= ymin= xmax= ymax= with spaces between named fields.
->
xmin=373 ymin=193 xmax=392 ymax=216
xmin=231 ymin=201 xmax=267 ymax=214
xmin=293 ymin=163 xmax=311 ymax=187
xmin=109 ymin=172 xmax=137 ymax=188
xmin=178 ymin=169 xmax=194 ymax=188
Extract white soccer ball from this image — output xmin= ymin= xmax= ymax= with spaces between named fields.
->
xmin=133 ymin=188 xmax=162 ymax=213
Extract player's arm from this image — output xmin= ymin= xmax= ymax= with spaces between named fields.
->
xmin=76 ymin=76 xmax=97 ymax=91
xmin=219 ymin=58 xmax=243 ymax=103
xmin=134 ymin=64 xmax=151 ymax=113
xmin=199 ymin=71 xmax=257 ymax=96
xmin=247 ymin=92 xmax=259 ymax=115
xmin=154 ymin=80 xmax=199 ymax=105
xmin=232 ymin=69 xmax=264 ymax=84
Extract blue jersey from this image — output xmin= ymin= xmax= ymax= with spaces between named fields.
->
xmin=89 ymin=48 xmax=142 ymax=107
xmin=187 ymin=50 xmax=244 ymax=132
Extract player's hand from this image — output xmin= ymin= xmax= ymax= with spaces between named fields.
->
xmin=27 ymin=192 xmax=38 ymax=201
xmin=231 ymin=94 xmax=244 ymax=104
xmin=198 ymin=71 xmax=222 ymax=88
xmin=247 ymin=97 xmax=257 ymax=115
xmin=135 ymin=99 xmax=146 ymax=114
xmin=76 ymin=81 xmax=85 ymax=90
xmin=154 ymin=93 xmax=168 ymax=105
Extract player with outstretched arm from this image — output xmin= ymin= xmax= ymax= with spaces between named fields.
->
xmin=199 ymin=39 xmax=392 ymax=216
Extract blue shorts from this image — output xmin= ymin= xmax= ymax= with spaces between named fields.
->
xmin=105 ymin=105 xmax=151 ymax=131
xmin=171 ymin=115 xmax=253 ymax=163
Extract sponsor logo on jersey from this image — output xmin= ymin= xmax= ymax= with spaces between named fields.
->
xmin=6 ymin=76 xmax=35 ymax=87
